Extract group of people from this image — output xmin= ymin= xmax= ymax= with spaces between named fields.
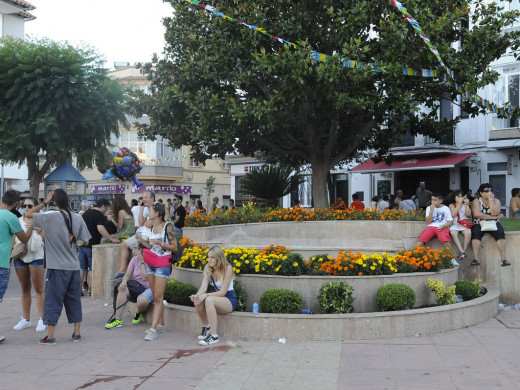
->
xmin=1 ymin=188 xmax=91 ymax=345
xmin=1 ymin=187 xmax=238 ymax=347
xmin=104 ymin=190 xmax=236 ymax=345
xmin=415 ymin=183 xmax=510 ymax=268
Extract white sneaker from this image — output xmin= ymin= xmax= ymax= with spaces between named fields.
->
xmin=13 ymin=318 xmax=32 ymax=331
xmin=36 ymin=318 xmax=46 ymax=332
xmin=156 ymin=324 xmax=165 ymax=334
xmin=144 ymin=328 xmax=157 ymax=341
xmin=451 ymin=258 xmax=459 ymax=266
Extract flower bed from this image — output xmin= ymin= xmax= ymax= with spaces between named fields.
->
xmin=176 ymin=238 xmax=454 ymax=277
xmin=186 ymin=205 xmax=425 ymax=227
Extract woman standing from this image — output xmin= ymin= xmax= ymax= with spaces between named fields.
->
xmin=136 ymin=202 xmax=177 ymax=341
xmin=106 ymin=196 xmax=135 ymax=241
xmin=190 ymin=246 xmax=238 ymax=346
xmin=449 ymin=190 xmax=472 ymax=263
xmin=12 ymin=197 xmax=46 ymax=332
xmin=470 ymin=183 xmax=510 ymax=267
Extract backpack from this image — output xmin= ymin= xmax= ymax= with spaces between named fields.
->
xmin=163 ymin=222 xmax=183 ymax=265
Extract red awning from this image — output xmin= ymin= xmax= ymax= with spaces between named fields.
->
xmin=351 ymin=153 xmax=473 ymax=173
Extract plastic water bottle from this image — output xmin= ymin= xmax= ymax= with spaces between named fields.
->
xmin=515 ymin=303 xmax=520 ymax=310
xmin=252 ymin=302 xmax=259 ymax=314
xmin=302 ymin=309 xmax=311 ymax=314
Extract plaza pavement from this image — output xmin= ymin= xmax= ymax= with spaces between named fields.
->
xmin=1 ymin=270 xmax=520 ymax=390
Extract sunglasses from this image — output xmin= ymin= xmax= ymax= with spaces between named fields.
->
xmin=482 ymin=189 xmax=493 ymax=193
xmin=22 ymin=204 xmax=34 ymax=209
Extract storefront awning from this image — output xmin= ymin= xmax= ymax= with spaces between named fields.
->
xmin=351 ymin=153 xmax=473 ymax=173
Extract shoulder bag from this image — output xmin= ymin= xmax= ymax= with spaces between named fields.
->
xmin=480 ymin=220 xmax=498 ymax=231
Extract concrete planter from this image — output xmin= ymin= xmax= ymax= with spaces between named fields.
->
xmin=153 ymin=286 xmax=499 ymax=341
xmin=171 ymin=266 xmax=458 ymax=313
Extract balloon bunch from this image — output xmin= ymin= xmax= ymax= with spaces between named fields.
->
xmin=101 ymin=147 xmax=144 ymax=188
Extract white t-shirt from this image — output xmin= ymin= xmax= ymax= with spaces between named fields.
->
xmin=425 ymin=205 xmax=453 ymax=228
xmin=131 ymin=205 xmax=149 ymax=227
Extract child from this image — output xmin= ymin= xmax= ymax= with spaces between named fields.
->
xmin=416 ymin=193 xmax=456 ymax=265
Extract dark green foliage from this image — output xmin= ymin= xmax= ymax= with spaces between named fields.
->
xmin=317 ymin=281 xmax=356 ymax=313
xmin=454 ymin=280 xmax=481 ymax=301
xmin=376 ymin=283 xmax=416 ymax=312
xmin=131 ymin=0 xmax=520 ymax=208
xmin=0 ymin=37 xmax=127 ymax=197
xmin=164 ymin=280 xmax=198 ymax=306
xmin=233 ymin=279 xmax=247 ymax=312
xmin=259 ymin=289 xmax=302 ymax=313
xmin=238 ymin=165 xmax=303 ymax=204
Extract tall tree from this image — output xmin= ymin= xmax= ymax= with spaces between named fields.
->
xmin=0 ymin=37 xmax=127 ymax=198
xmin=132 ymin=0 xmax=520 ymax=208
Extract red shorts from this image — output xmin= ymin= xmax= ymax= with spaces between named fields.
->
xmin=418 ymin=226 xmax=451 ymax=244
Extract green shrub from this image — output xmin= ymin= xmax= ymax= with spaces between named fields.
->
xmin=233 ymin=279 xmax=247 ymax=312
xmin=317 ymin=281 xmax=356 ymax=313
xmin=426 ymin=278 xmax=456 ymax=306
xmin=259 ymin=289 xmax=302 ymax=313
xmin=164 ymin=280 xmax=198 ymax=306
xmin=376 ymin=283 xmax=416 ymax=311
xmin=454 ymin=279 xmax=482 ymax=301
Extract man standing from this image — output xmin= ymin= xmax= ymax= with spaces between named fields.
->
xmin=0 ymin=189 xmax=35 ymax=343
xmin=79 ymin=198 xmax=119 ymax=295
xmin=170 ymin=194 xmax=186 ymax=234
xmin=113 ymin=190 xmax=155 ymax=280
xmin=26 ymin=189 xmax=91 ymax=345
xmin=131 ymin=198 xmax=142 ymax=227
xmin=413 ymin=181 xmax=433 ymax=210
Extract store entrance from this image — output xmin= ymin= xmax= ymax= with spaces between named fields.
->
xmin=393 ymin=169 xmax=450 ymax=198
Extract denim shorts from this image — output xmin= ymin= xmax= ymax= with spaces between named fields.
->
xmin=0 ymin=267 xmax=10 ymax=302
xmin=78 ymin=246 xmax=93 ymax=272
xmin=13 ymin=258 xmax=44 ymax=269
xmin=139 ymin=288 xmax=154 ymax=303
xmin=225 ymin=290 xmax=238 ymax=311
xmin=145 ymin=264 xmax=171 ymax=279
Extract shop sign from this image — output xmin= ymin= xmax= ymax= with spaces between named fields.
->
xmin=89 ymin=184 xmax=126 ymax=194
xmin=131 ymin=184 xmax=192 ymax=194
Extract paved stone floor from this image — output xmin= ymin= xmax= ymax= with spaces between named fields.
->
xmin=1 ymin=269 xmax=520 ymax=389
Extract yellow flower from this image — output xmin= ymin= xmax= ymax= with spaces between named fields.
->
xmin=293 ymin=262 xmax=298 ymax=267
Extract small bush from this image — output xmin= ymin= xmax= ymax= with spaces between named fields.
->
xmin=233 ymin=279 xmax=247 ymax=312
xmin=376 ymin=283 xmax=416 ymax=311
xmin=454 ymin=279 xmax=482 ymax=301
xmin=317 ymin=281 xmax=356 ymax=313
xmin=164 ymin=280 xmax=198 ymax=306
xmin=259 ymin=289 xmax=302 ymax=313
xmin=426 ymin=278 xmax=456 ymax=306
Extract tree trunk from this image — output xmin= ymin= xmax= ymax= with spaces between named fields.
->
xmin=311 ymin=162 xmax=332 ymax=209
xmin=27 ymin=156 xmax=50 ymax=200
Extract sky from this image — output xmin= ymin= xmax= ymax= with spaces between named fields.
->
xmin=24 ymin=0 xmax=173 ymax=68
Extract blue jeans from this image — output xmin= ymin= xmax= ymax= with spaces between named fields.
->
xmin=0 ymin=267 xmax=10 ymax=302
xmin=78 ymin=246 xmax=92 ymax=272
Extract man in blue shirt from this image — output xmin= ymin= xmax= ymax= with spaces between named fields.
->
xmin=0 ymin=189 xmax=35 ymax=343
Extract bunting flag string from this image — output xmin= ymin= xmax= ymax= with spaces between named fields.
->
xmin=390 ymin=0 xmax=514 ymax=118
xmin=183 ymin=0 xmax=438 ymax=77
xmin=181 ymin=0 xmax=515 ymax=118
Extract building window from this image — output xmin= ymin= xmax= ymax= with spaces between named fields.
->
xmin=116 ymin=130 xmax=181 ymax=167
xmin=488 ymin=162 xmax=508 ymax=171
xmin=491 ymin=65 xmax=520 ymax=130
xmin=189 ymin=155 xmax=200 ymax=168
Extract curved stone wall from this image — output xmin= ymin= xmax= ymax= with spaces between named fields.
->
xmin=172 ymin=267 xmax=458 ymax=313
xmin=153 ymin=286 xmax=499 ymax=341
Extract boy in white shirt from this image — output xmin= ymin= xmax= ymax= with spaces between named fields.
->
xmin=417 ymin=194 xmax=454 ymax=258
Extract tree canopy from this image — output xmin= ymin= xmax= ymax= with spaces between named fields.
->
xmin=0 ymin=37 xmax=127 ymax=197
xmin=132 ymin=0 xmax=520 ymax=207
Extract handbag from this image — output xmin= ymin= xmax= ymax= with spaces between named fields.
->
xmin=457 ymin=214 xmax=474 ymax=229
xmin=11 ymin=241 xmax=28 ymax=260
xmin=480 ymin=220 xmax=498 ymax=232
xmin=143 ymin=248 xmax=171 ymax=267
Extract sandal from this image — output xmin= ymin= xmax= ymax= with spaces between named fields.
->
xmin=471 ymin=259 xmax=480 ymax=266
xmin=458 ymin=252 xmax=467 ymax=260
xmin=501 ymin=260 xmax=511 ymax=267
